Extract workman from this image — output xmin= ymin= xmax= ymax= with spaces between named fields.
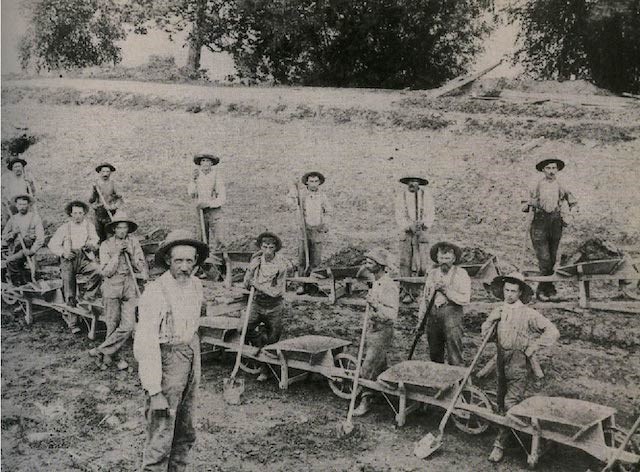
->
xmin=1 ymin=194 xmax=44 ymax=286
xmin=2 ymin=157 xmax=37 ymax=220
xmin=89 ymin=211 xmax=148 ymax=371
xmin=133 ymin=229 xmax=208 ymax=471
xmin=416 ymin=241 xmax=470 ymax=366
xmin=243 ymin=232 xmax=290 ymax=382
xmin=395 ymin=176 xmax=435 ymax=303
xmin=523 ymin=158 xmax=577 ymax=301
xmin=48 ymin=200 xmax=101 ymax=333
xmin=188 ymin=153 xmax=226 ymax=252
xmin=89 ymin=162 xmax=123 ymax=242
xmin=287 ymin=171 xmax=332 ymax=294
xmin=482 ymin=272 xmax=559 ymax=463
xmin=353 ymin=248 xmax=399 ymax=417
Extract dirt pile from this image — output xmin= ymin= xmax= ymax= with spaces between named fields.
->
xmin=322 ymin=246 xmax=367 ymax=267
xmin=225 ymin=235 xmax=258 ymax=252
xmin=460 ymin=247 xmax=493 ymax=264
xmin=1 ymin=130 xmax=38 ymax=163
xmin=561 ymin=238 xmax=623 ymax=265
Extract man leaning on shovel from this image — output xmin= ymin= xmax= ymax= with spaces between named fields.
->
xmin=133 ymin=229 xmax=208 ymax=471
xmin=89 ymin=162 xmax=123 ymax=242
xmin=89 ymin=210 xmax=148 ymax=371
xmin=482 ymin=272 xmax=559 ymax=463
xmin=352 ymin=248 xmax=399 ymax=417
xmin=188 ymin=153 xmax=226 ymax=252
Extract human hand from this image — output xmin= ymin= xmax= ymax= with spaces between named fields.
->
xmin=405 ymin=224 xmax=414 ymax=233
xmin=193 ymin=169 xmax=200 ymax=181
xmin=433 ymin=281 xmax=446 ymax=292
xmin=24 ymin=248 xmax=34 ymax=257
xmin=149 ymin=392 xmax=170 ymax=415
xmin=63 ymin=250 xmax=74 ymax=260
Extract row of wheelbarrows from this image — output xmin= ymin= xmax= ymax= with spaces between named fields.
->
xmin=2 ymin=238 xmax=639 ymax=470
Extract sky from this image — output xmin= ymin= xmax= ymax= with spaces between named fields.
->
xmin=1 ymin=0 xmax=520 ymax=79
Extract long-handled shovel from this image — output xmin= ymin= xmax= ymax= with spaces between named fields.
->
xmin=223 ymin=286 xmax=256 ymax=405
xmin=415 ymin=321 xmax=498 ymax=459
xmin=294 ymin=181 xmax=310 ymax=276
xmin=408 ymin=290 xmax=437 ymax=360
xmin=16 ymin=229 xmax=38 ymax=287
xmin=601 ymin=414 xmax=640 ymax=472
xmin=199 ymin=208 xmax=208 ymax=246
xmin=339 ymin=304 xmax=370 ymax=436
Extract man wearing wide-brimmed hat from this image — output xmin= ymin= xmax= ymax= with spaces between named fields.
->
xmin=352 ymin=248 xmax=399 ymax=417
xmin=188 ymin=153 xmax=226 ymax=252
xmin=288 ymin=171 xmax=332 ymax=292
xmin=89 ymin=210 xmax=148 ymax=371
xmin=415 ymin=241 xmax=471 ymax=366
xmin=133 ymin=229 xmax=208 ymax=471
xmin=88 ymin=162 xmax=123 ymax=242
xmin=482 ymin=272 xmax=559 ymax=463
xmin=1 ymin=194 xmax=44 ymax=286
xmin=48 ymin=201 xmax=101 ymax=331
xmin=243 ymin=231 xmax=291 ymax=381
xmin=523 ymin=158 xmax=578 ymax=301
xmin=1 ymin=157 xmax=37 ymax=219
xmin=395 ymin=176 xmax=435 ymax=303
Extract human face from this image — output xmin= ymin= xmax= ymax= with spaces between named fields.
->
xmin=407 ymin=181 xmax=420 ymax=193
xmin=71 ymin=206 xmax=86 ymax=224
xmin=99 ymin=167 xmax=112 ymax=180
xmin=15 ymin=199 xmax=29 ymax=214
xmin=437 ymin=248 xmax=455 ymax=270
xmin=114 ymin=222 xmax=129 ymax=239
xmin=306 ymin=176 xmax=321 ymax=191
xmin=542 ymin=163 xmax=558 ymax=180
xmin=260 ymin=240 xmax=277 ymax=259
xmin=200 ymin=158 xmax=213 ymax=173
xmin=168 ymin=245 xmax=197 ymax=281
xmin=503 ymin=282 xmax=522 ymax=304
xmin=12 ymin=163 xmax=24 ymax=176
xmin=364 ymin=257 xmax=382 ymax=274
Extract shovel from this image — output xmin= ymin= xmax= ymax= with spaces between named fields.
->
xmin=339 ymin=304 xmax=370 ymax=436
xmin=223 ymin=286 xmax=255 ymax=405
xmin=415 ymin=321 xmax=497 ymax=459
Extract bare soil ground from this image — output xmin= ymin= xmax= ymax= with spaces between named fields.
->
xmin=2 ymin=78 xmax=639 ymax=471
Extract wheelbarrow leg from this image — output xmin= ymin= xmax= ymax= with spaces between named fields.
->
xmin=397 ymin=382 xmax=407 ymax=427
xmin=277 ymin=349 xmax=289 ymax=390
xmin=527 ymin=417 xmax=541 ymax=469
xmin=23 ymin=299 xmax=34 ymax=325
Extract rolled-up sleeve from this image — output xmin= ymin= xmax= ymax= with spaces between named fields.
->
xmin=133 ymin=283 xmax=163 ymax=396
xmin=445 ymin=268 xmax=471 ymax=306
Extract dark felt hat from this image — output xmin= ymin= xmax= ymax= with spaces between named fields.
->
xmin=399 ymin=176 xmax=428 ymax=186
xmin=13 ymin=194 xmax=34 ymax=204
xmin=302 ymin=171 xmax=325 ymax=185
xmin=105 ymin=210 xmax=138 ymax=234
xmin=65 ymin=200 xmax=89 ymax=216
xmin=154 ymin=229 xmax=209 ymax=269
xmin=535 ymin=158 xmax=565 ymax=172
xmin=430 ymin=241 xmax=462 ymax=264
xmin=489 ymin=272 xmax=534 ymax=304
xmin=194 ymin=154 xmax=220 ymax=166
xmin=256 ymin=231 xmax=282 ymax=251
xmin=7 ymin=157 xmax=27 ymax=170
xmin=95 ymin=162 xmax=116 ymax=173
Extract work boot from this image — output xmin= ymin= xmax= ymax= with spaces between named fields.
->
xmin=71 ymin=325 xmax=81 ymax=334
xmin=101 ymin=354 xmax=113 ymax=371
xmin=116 ymin=359 xmax=129 ymax=371
xmin=88 ymin=348 xmax=103 ymax=367
xmin=401 ymin=293 xmax=413 ymax=304
xmin=352 ymin=397 xmax=371 ymax=417
xmin=296 ymin=285 xmax=305 ymax=295
xmin=256 ymin=372 xmax=269 ymax=382
xmin=488 ymin=445 xmax=504 ymax=463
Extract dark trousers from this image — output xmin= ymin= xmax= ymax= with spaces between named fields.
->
xmin=298 ymin=226 xmax=324 ymax=275
xmin=5 ymin=243 xmax=35 ymax=286
xmin=425 ymin=303 xmax=464 ymax=366
xmin=141 ymin=341 xmax=200 ymax=472
xmin=197 ymin=207 xmax=224 ymax=252
xmin=530 ymin=210 xmax=563 ymax=296
xmin=246 ymin=301 xmax=284 ymax=348
xmin=95 ymin=206 xmax=116 ymax=242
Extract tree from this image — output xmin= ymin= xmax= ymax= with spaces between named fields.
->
xmin=225 ymin=0 xmax=492 ymax=89
xmin=509 ymin=0 xmax=640 ymax=93
xmin=19 ymin=0 xmax=126 ymax=72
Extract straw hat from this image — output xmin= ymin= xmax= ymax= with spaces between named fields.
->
xmin=365 ymin=248 xmax=392 ymax=268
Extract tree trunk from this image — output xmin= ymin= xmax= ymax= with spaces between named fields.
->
xmin=186 ymin=37 xmax=202 ymax=73
xmin=185 ymin=0 xmax=207 ymax=75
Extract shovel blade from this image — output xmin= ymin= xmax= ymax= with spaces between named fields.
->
xmin=414 ymin=432 xmax=443 ymax=459
xmin=338 ymin=420 xmax=355 ymax=437
xmin=223 ymin=377 xmax=245 ymax=405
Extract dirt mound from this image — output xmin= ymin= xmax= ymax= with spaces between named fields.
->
xmin=225 ymin=235 xmax=258 ymax=252
xmin=1 ymin=131 xmax=38 ymax=163
xmin=323 ymin=247 xmax=367 ymax=267
xmin=498 ymin=78 xmax=614 ymax=96
xmin=460 ymin=247 xmax=493 ymax=264
xmin=561 ymin=238 xmax=623 ymax=265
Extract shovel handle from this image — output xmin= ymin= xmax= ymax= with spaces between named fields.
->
xmin=408 ymin=290 xmax=438 ymax=360
xmin=199 ymin=208 xmax=208 ymax=245
xmin=94 ymin=184 xmax=113 ymax=220
xmin=437 ymin=321 xmax=497 ymax=433
xmin=16 ymin=230 xmax=37 ymax=284
xmin=229 ymin=286 xmax=255 ymax=380
xmin=345 ymin=304 xmax=370 ymax=425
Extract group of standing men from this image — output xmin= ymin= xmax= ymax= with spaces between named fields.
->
xmin=1 ymin=151 xmax=574 ymax=467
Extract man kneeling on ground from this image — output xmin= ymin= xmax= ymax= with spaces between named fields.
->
xmin=353 ymin=248 xmax=399 ymax=417
xmin=243 ymin=232 xmax=290 ymax=382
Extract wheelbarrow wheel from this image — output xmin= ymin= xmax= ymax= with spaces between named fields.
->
xmin=328 ymin=353 xmax=362 ymax=400
xmin=604 ymin=426 xmax=640 ymax=472
xmin=2 ymin=287 xmax=19 ymax=306
xmin=451 ymin=385 xmax=493 ymax=435
xmin=239 ymin=356 xmax=262 ymax=375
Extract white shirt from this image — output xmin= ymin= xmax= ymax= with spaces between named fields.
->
xmin=395 ymin=188 xmax=435 ymax=230
xmin=48 ymin=220 xmax=99 ymax=256
xmin=188 ymin=169 xmax=226 ymax=208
